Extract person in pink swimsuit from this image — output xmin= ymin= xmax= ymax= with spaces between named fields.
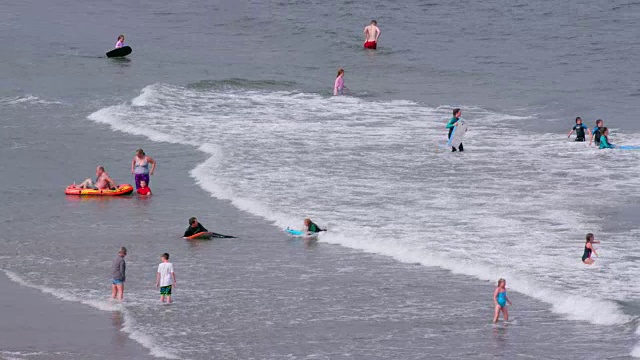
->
xmin=115 ymin=35 xmax=125 ymax=49
xmin=333 ymin=68 xmax=347 ymax=96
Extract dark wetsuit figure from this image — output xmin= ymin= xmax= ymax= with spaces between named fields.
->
xmin=592 ymin=126 xmax=602 ymax=145
xmin=307 ymin=222 xmax=323 ymax=233
xmin=573 ymin=124 xmax=588 ymax=142
xmin=184 ymin=223 xmax=208 ymax=237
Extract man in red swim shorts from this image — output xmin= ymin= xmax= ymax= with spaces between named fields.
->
xmin=363 ymin=20 xmax=380 ymax=49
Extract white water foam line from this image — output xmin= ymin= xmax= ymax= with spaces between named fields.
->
xmin=87 ymin=83 xmax=640 ymax=352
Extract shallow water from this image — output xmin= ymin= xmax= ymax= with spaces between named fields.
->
xmin=1 ymin=0 xmax=640 ymax=358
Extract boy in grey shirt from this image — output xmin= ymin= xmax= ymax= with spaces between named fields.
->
xmin=111 ymin=247 xmax=127 ymax=301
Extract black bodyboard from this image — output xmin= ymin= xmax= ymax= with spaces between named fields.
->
xmin=106 ymin=46 xmax=132 ymax=58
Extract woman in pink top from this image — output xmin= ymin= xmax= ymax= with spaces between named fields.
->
xmin=115 ymin=35 xmax=125 ymax=49
xmin=333 ymin=68 xmax=346 ymax=96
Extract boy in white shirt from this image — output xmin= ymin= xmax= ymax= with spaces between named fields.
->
xmin=156 ymin=253 xmax=176 ymax=303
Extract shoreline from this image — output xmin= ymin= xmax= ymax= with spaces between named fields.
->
xmin=0 ymin=271 xmax=154 ymax=360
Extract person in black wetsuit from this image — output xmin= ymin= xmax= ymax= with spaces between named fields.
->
xmin=304 ymin=218 xmax=324 ymax=233
xmin=184 ymin=217 xmax=209 ymax=237
xmin=567 ymin=117 xmax=591 ymax=142
xmin=581 ymin=233 xmax=600 ymax=265
xmin=589 ymin=119 xmax=604 ymax=146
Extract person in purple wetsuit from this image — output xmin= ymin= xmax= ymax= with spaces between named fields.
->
xmin=131 ymin=149 xmax=156 ymax=189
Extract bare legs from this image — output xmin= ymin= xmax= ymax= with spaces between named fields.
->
xmin=111 ymin=283 xmax=124 ymax=300
xmin=493 ymin=305 xmax=509 ymax=323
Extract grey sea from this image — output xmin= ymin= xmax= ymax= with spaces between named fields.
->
xmin=1 ymin=0 xmax=640 ymax=359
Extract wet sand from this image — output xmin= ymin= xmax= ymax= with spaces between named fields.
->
xmin=0 ymin=272 xmax=154 ymax=360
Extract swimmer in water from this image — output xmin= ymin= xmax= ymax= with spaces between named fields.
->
xmin=599 ymin=127 xmax=615 ymax=149
xmin=363 ymin=20 xmax=380 ymax=49
xmin=333 ymin=68 xmax=347 ymax=96
xmin=115 ymin=35 xmax=125 ymax=49
xmin=493 ymin=278 xmax=512 ymax=323
xmin=582 ymin=233 xmax=600 ymax=265
xmin=567 ymin=116 xmax=591 ymax=142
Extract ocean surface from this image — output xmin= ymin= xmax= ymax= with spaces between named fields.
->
xmin=1 ymin=0 xmax=640 ymax=359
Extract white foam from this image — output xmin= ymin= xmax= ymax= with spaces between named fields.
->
xmin=0 ymin=95 xmax=62 ymax=106
xmin=86 ymin=83 xmax=640 ymax=343
xmin=2 ymin=270 xmax=180 ymax=359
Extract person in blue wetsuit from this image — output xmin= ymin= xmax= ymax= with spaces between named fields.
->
xmin=493 ymin=278 xmax=512 ymax=323
xmin=599 ymin=127 xmax=615 ymax=149
xmin=582 ymin=233 xmax=600 ymax=265
xmin=446 ymin=108 xmax=464 ymax=152
xmin=589 ymin=119 xmax=604 ymax=146
xmin=567 ymin=117 xmax=591 ymax=142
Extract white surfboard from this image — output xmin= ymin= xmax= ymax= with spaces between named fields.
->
xmin=447 ymin=119 xmax=468 ymax=148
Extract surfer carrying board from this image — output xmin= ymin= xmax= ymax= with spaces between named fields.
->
xmin=581 ymin=233 xmax=600 ymax=265
xmin=183 ymin=217 xmax=209 ymax=238
xmin=446 ymin=108 xmax=465 ymax=152
xmin=115 ymin=35 xmax=125 ymax=49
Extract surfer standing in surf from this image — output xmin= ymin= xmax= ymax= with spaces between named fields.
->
xmin=446 ymin=108 xmax=464 ymax=152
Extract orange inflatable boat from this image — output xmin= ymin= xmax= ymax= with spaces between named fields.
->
xmin=64 ymin=184 xmax=134 ymax=196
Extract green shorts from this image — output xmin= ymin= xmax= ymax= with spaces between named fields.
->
xmin=160 ymin=285 xmax=172 ymax=295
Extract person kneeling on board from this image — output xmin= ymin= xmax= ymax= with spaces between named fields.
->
xmin=183 ymin=217 xmax=209 ymax=237
xmin=304 ymin=218 xmax=324 ymax=233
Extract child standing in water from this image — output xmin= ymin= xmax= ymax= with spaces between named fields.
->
xmin=333 ymin=68 xmax=346 ymax=96
xmin=582 ymin=233 xmax=600 ymax=265
xmin=567 ymin=116 xmax=591 ymax=142
xmin=589 ymin=119 xmax=604 ymax=146
xmin=156 ymin=253 xmax=176 ymax=303
xmin=493 ymin=278 xmax=512 ymax=323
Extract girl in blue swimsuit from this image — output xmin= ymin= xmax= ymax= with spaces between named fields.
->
xmin=493 ymin=278 xmax=512 ymax=323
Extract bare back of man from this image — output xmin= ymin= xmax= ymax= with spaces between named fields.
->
xmin=95 ymin=172 xmax=115 ymax=189
xmin=76 ymin=166 xmax=116 ymax=189
xmin=363 ymin=20 xmax=380 ymax=49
